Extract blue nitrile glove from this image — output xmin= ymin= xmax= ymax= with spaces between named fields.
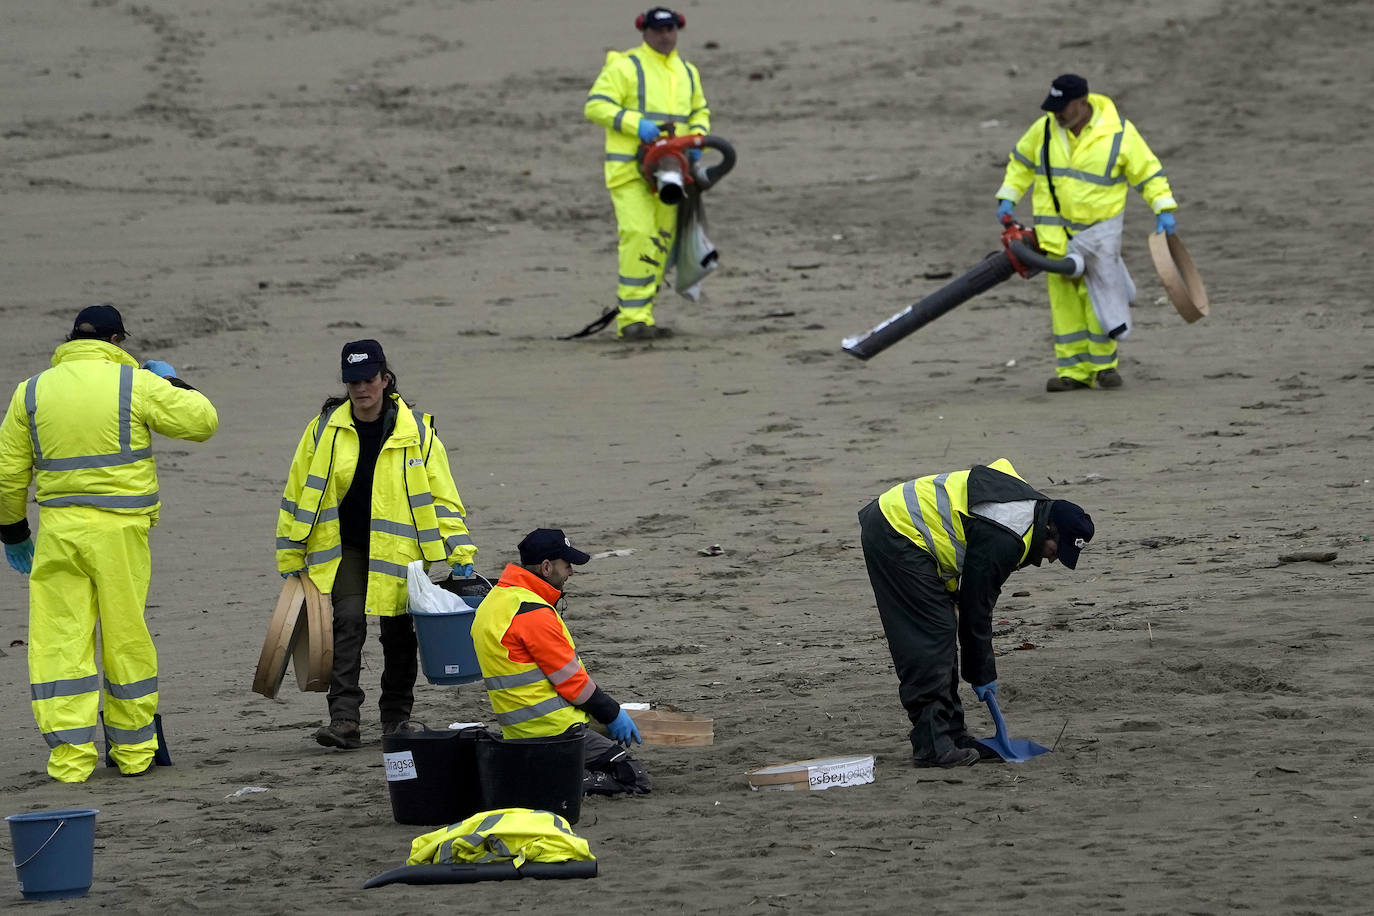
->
xmin=280 ymin=568 xmax=304 ymax=579
xmin=142 ymin=360 xmax=176 ymax=379
xmin=637 ymin=119 xmax=661 ymax=143
xmin=996 ymin=199 xmax=1015 ymax=221
xmin=453 ymin=563 xmax=474 ymax=579
xmin=972 ymin=681 xmax=998 ymax=702
xmin=5 ymin=538 xmax=34 ymax=574
xmin=687 ymin=147 xmax=701 ymax=163
xmin=607 ymin=709 xmax=642 ymax=746
xmin=1155 ymin=211 xmax=1176 ymax=235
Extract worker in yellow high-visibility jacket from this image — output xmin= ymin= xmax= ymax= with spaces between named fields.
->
xmin=0 ymin=304 xmax=218 ymax=782
xmin=858 ymin=459 xmax=1094 ymax=768
xmin=277 ymin=339 xmax=477 ymax=750
xmin=585 ymin=6 xmax=710 ymax=340
xmin=996 ymin=74 xmax=1179 ymax=391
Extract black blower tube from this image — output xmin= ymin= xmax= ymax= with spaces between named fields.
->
xmin=842 ymin=251 xmax=1017 ymax=360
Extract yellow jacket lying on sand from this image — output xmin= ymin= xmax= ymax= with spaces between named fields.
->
xmin=408 ymin=808 xmax=594 ymax=867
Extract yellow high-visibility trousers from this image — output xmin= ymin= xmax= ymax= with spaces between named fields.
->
xmin=28 ymin=505 xmax=157 ymax=782
xmin=1047 ymin=272 xmax=1118 ymax=384
xmin=610 ymin=181 xmax=678 ymax=334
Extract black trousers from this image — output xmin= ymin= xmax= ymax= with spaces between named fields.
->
xmin=858 ymin=499 xmax=969 ymax=759
xmin=327 ymin=546 xmax=419 ymax=725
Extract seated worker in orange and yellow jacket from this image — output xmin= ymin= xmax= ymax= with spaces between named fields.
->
xmin=471 ymin=528 xmax=641 ymax=747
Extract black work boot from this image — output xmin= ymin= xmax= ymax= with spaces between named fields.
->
xmin=314 ymin=720 xmax=362 ymax=750
xmin=913 ymin=746 xmax=979 ymax=768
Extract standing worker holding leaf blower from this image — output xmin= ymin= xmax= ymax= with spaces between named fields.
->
xmin=858 ymin=459 xmax=1094 ymax=768
xmin=0 ymin=304 xmax=218 ymax=782
xmin=584 ymin=6 xmax=710 ymax=340
xmin=996 ymin=74 xmax=1179 ymax=391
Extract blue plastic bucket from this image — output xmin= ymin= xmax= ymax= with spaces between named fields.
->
xmin=410 ymin=595 xmax=483 ymax=686
xmin=6 ymin=808 xmax=98 ymax=901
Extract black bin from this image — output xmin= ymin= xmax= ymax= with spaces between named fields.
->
xmin=475 ymin=728 xmax=586 ymax=825
xmin=381 ymin=725 xmax=484 ymax=826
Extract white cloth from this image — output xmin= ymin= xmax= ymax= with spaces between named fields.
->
xmin=1068 ymin=212 xmax=1136 ymax=339
xmin=969 ymin=499 xmax=1037 ymax=537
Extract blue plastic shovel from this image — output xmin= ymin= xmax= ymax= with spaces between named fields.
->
xmin=975 ymin=694 xmax=1051 ymax=763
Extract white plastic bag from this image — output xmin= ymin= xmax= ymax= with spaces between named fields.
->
xmin=406 ymin=560 xmax=470 ymax=615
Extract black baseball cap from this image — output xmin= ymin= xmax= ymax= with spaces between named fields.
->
xmin=340 ymin=339 xmax=386 ymax=383
xmin=642 ymin=7 xmax=680 ymax=30
xmin=1041 ymin=74 xmax=1089 ymax=112
xmin=1049 ymin=500 xmax=1094 ymax=569
xmin=518 ymin=529 xmax=591 ymax=566
xmin=72 ymin=303 xmax=127 ymax=337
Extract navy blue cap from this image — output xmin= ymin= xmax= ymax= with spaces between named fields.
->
xmin=73 ymin=303 xmax=127 ymax=337
xmin=640 ymin=7 xmax=682 ymax=30
xmin=1041 ymin=74 xmax=1089 ymax=112
xmin=518 ymin=529 xmax=591 ymax=566
xmin=1049 ymin=500 xmax=1094 ymax=569
xmin=340 ymin=339 xmax=386 ymax=383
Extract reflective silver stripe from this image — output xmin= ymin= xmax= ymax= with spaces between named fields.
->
xmin=1102 ymin=129 xmax=1124 ymax=178
xmin=444 ymin=534 xmax=472 ymax=554
xmin=1012 ymin=149 xmax=1034 ymax=168
xmin=1040 ymin=164 xmax=1125 ymax=186
xmin=438 ymin=838 xmax=458 ymax=864
xmin=317 ymin=506 xmax=338 ymax=524
xmin=495 ymin=695 xmax=571 ymax=726
xmin=306 ymin=475 xmax=328 ymax=490
xmin=31 ymin=674 xmax=101 ymax=701
xmin=39 ymin=492 xmax=158 ymax=509
xmin=900 ymin=479 xmax=938 ymax=555
xmin=25 ymin=374 xmax=44 ymax=460
xmin=408 ymin=493 xmax=434 ymax=509
xmin=570 ymin=680 xmax=595 ymax=704
xmin=629 ymin=54 xmax=646 ymax=112
xmin=372 ymin=519 xmax=417 ymax=539
xmin=930 ymin=473 xmax=965 ymax=571
xmin=104 ymin=676 xmax=158 ymax=701
xmin=546 ymin=658 xmax=582 ymax=686
xmin=35 ymin=447 xmax=153 ymax=472
xmin=588 ymin=93 xmax=617 ymax=105
xmin=613 ymin=108 xmax=627 ymax=132
xmin=617 ymin=296 xmax=653 ymax=309
xmin=686 ymin=62 xmax=696 ymax=98
xmin=456 ymin=813 xmax=505 ymax=857
xmin=1054 ymin=330 xmax=1113 ymax=345
xmin=416 ymin=527 xmax=441 ymax=542
xmin=643 ymin=111 xmax=686 ymax=123
xmin=1058 ymin=352 xmax=1116 ymax=367
xmin=484 ymin=669 xmax=550 ymax=690
xmin=43 ymin=725 xmax=97 ymax=748
xmin=618 ymin=274 xmax=654 ymax=287
xmin=1134 ymin=168 xmax=1166 ymax=192
xmin=369 ymin=558 xmax=409 ymax=579
xmin=292 ymin=503 xmax=336 ymax=524
xmin=281 ymin=498 xmax=297 ymax=515
xmin=30 ymin=366 xmax=154 ymax=471
xmin=434 ymin=506 xmax=466 ymax=520
xmin=276 ymin=537 xmax=305 ymax=550
xmin=306 ymin=544 xmax=343 ymax=566
xmin=412 ymin=410 xmax=426 ymax=452
xmin=688 ymin=121 xmax=708 ymax=134
xmin=605 ymin=153 xmax=636 ymax=162
xmin=1034 ymin=215 xmax=1094 ymax=232
xmin=548 ymin=813 xmax=575 ymax=836
xmin=104 ymin=720 xmax=157 ymax=744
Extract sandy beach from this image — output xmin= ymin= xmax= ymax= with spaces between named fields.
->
xmin=2 ymin=0 xmax=1373 ymax=912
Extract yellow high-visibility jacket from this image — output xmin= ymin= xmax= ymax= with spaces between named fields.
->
xmin=996 ymin=93 xmax=1176 ymax=256
xmin=276 ymin=393 xmax=475 ymax=615
xmin=877 ymin=458 xmax=1045 ymax=592
xmin=0 ymin=339 xmax=218 ymax=529
xmin=585 ymin=42 xmax=710 ymax=189
xmin=407 ymin=807 xmax=594 ymax=867
xmin=471 ymin=564 xmax=598 ymax=739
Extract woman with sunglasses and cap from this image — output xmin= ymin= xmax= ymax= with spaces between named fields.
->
xmin=276 ymin=340 xmax=477 ymax=749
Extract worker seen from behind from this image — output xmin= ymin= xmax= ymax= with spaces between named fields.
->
xmin=0 ymin=304 xmax=218 ymax=782
xmin=995 ymin=74 xmax=1179 ymax=391
xmin=472 ymin=528 xmax=642 ymax=752
xmin=858 ymin=459 xmax=1094 ymax=768
xmin=585 ymin=6 xmax=710 ymax=340
xmin=277 ymin=339 xmax=477 ymax=750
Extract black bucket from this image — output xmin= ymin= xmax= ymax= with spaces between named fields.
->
xmin=381 ymin=725 xmax=484 ymax=826
xmin=475 ymin=729 xmax=586 ymax=825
